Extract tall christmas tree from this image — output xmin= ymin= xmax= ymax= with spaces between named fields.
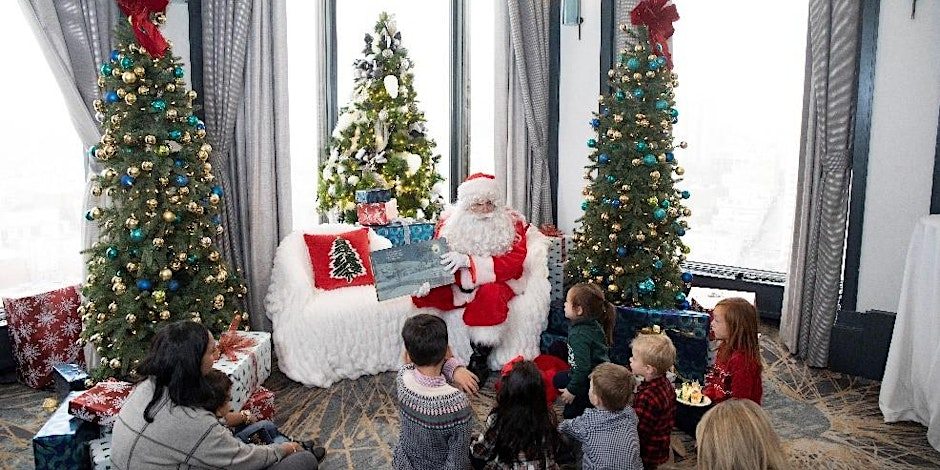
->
xmin=318 ymin=12 xmax=445 ymax=223
xmin=566 ymin=3 xmax=693 ymax=309
xmin=79 ymin=1 xmax=248 ymax=380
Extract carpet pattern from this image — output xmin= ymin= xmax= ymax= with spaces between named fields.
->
xmin=1 ymin=330 xmax=939 ymax=469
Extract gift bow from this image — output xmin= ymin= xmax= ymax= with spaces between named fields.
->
xmin=500 ymin=355 xmax=526 ymax=378
xmin=630 ymin=0 xmax=679 ymax=69
xmin=538 ymin=224 xmax=562 ymax=237
xmin=218 ymin=315 xmax=257 ymax=361
xmin=117 ymin=0 xmax=170 ymax=57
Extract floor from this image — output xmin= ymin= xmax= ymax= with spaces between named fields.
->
xmin=2 ymin=327 xmax=939 ymax=469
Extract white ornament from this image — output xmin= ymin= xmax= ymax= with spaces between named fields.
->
xmin=399 ymin=85 xmax=408 ymax=97
xmin=355 ymin=148 xmax=368 ymax=161
xmin=387 ymin=20 xmax=398 ymax=35
xmin=404 ymin=153 xmax=423 ymax=175
xmin=383 ymin=75 xmax=400 ymax=98
xmin=420 ymin=198 xmax=430 ymax=208
xmin=416 ymin=209 xmax=426 ymax=220
xmin=323 ymin=165 xmax=333 ymax=180
xmin=382 ymin=49 xmax=393 ymax=58
xmin=378 ymin=109 xmax=389 ymax=120
xmin=347 ymin=175 xmax=360 ymax=185
xmin=336 ymin=165 xmax=346 ymax=175
xmin=327 ymin=185 xmax=337 ymax=196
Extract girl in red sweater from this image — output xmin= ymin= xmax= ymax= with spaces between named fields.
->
xmin=676 ymin=297 xmax=763 ymax=436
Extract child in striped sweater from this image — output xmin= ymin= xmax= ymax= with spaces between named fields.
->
xmin=394 ymin=314 xmax=480 ymax=470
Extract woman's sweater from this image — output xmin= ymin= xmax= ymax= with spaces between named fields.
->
xmin=111 ymin=379 xmax=286 ymax=469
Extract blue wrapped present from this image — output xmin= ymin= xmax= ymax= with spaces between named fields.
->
xmin=355 ymin=188 xmax=393 ymax=203
xmin=372 ymin=221 xmax=435 ymax=247
xmin=610 ymin=306 xmax=711 ymax=382
xmin=33 ymin=391 xmax=98 ymax=470
xmin=546 ymin=299 xmax=568 ymax=336
xmin=53 ymin=363 xmax=89 ymax=401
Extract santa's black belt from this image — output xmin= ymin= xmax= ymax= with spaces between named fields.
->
xmin=458 ymin=285 xmax=476 ymax=294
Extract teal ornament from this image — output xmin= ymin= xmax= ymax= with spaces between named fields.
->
xmin=87 ymin=145 xmax=97 ymax=158
xmin=669 ymin=108 xmax=679 ymax=118
xmin=174 ymin=158 xmax=185 ymax=168
xmin=635 ymin=141 xmax=648 ymax=152
xmin=173 ymin=67 xmax=185 ymax=78
xmin=187 ymin=115 xmax=200 ymax=126
xmin=590 ymin=266 xmax=602 ymax=276
xmin=657 ymin=56 xmax=666 ymax=66
xmin=626 ymin=57 xmax=641 ymax=71
xmin=85 ymin=210 xmax=94 ymax=221
xmin=665 ymin=152 xmax=675 ymax=162
xmin=643 ymin=154 xmax=657 ymax=166
xmin=618 ymin=53 xmax=628 ymax=65
xmin=632 ymin=88 xmax=645 ymax=99
xmin=648 ymin=59 xmax=660 ymax=70
xmin=174 ymin=175 xmax=189 ymax=187
xmin=653 ymin=259 xmax=664 ymax=269
xmin=100 ymin=63 xmax=113 ymax=76
xmin=106 ymin=247 xmax=118 ymax=259
xmin=151 ymin=99 xmax=167 ymax=112
xmin=638 ymin=278 xmax=656 ymax=294
xmin=653 ymin=208 xmax=667 ymax=220
xmin=587 ymin=138 xmax=597 ymax=148
xmin=187 ymin=254 xmax=198 ymax=264
xmin=661 ymin=200 xmax=671 ymax=208
xmin=168 ymin=129 xmax=182 ymax=140
xmin=615 ymin=90 xmax=626 ymax=102
xmin=120 ymin=57 xmax=133 ymax=69
xmin=681 ymin=190 xmax=691 ymax=199
xmin=581 ymin=201 xmax=589 ymax=210
xmin=607 ymin=175 xmax=616 ymax=183
xmin=655 ymin=100 xmax=669 ymax=110
xmin=675 ymin=291 xmax=687 ymax=302
xmin=129 ymin=228 xmax=144 ymax=242
xmin=130 ymin=248 xmax=141 ymax=257
xmin=676 ymin=227 xmax=686 ymax=236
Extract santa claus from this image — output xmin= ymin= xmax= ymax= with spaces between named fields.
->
xmin=413 ymin=173 xmax=529 ymax=382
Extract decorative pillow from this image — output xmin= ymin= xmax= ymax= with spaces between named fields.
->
xmin=304 ymin=229 xmax=375 ymax=290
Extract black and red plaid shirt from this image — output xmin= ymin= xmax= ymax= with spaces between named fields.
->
xmin=632 ymin=375 xmax=676 ymax=466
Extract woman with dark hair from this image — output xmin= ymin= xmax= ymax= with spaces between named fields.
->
xmin=111 ymin=320 xmax=320 ymax=469
xmin=470 ymin=360 xmax=561 ymax=469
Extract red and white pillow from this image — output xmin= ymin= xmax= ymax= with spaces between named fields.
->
xmin=303 ymin=228 xmax=375 ymax=290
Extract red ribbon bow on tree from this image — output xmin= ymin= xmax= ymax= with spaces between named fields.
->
xmin=117 ymin=0 xmax=170 ymax=57
xmin=630 ymin=0 xmax=680 ymax=69
xmin=218 ymin=314 xmax=257 ymax=362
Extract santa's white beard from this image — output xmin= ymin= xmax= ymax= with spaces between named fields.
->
xmin=440 ymin=207 xmax=517 ymax=257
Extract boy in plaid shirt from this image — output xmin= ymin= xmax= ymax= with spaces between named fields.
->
xmin=629 ymin=333 xmax=678 ymax=468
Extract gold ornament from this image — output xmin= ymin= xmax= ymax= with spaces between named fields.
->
xmin=182 ymin=132 xmax=192 ymax=143
xmin=165 ymin=83 xmax=176 ymax=93
xmin=683 ymin=208 xmax=692 ymax=217
xmin=204 ymin=275 xmax=216 ymax=283
xmin=645 ymin=71 xmax=655 ymax=78
xmin=162 ymin=211 xmax=177 ymax=223
xmin=209 ymin=193 xmax=220 ymax=205
xmin=146 ymin=198 xmax=158 ymax=210
xmin=197 ymin=150 xmax=209 ymax=161
xmin=141 ymin=161 xmax=154 ymax=171
xmin=614 ymin=266 xmax=625 ymax=275
xmin=126 ymin=313 xmax=136 ymax=323
xmin=633 ymin=73 xmax=642 ymax=80
xmin=675 ymin=167 xmax=685 ymax=175
xmin=201 ymin=143 xmax=213 ymax=153
xmin=188 ymin=90 xmax=197 ymax=100
xmin=213 ymin=294 xmax=225 ymax=309
xmin=649 ymin=229 xmax=658 ymax=237
xmin=96 ymin=313 xmax=107 ymax=321
xmin=682 ymin=246 xmax=691 ymax=254
xmin=152 ymin=290 xmax=166 ymax=303
xmin=608 ymin=284 xmax=620 ymax=293
xmin=612 ymin=223 xmax=622 ymax=232
xmin=169 ymin=195 xmax=181 ymax=204
xmin=156 ymin=144 xmax=170 ymax=156
xmin=621 ymin=184 xmax=631 ymax=191
xmin=600 ymin=212 xmax=610 ymax=221
xmin=179 ymin=187 xmax=190 ymax=196
xmin=619 ymin=194 xmax=629 ymax=203
xmin=113 ymin=283 xmax=127 ymax=295
xmin=166 ymin=108 xmax=178 ymax=119
xmin=187 ymin=201 xmax=199 ymax=212
xmin=614 ymin=114 xmax=624 ymax=123
xmin=200 ymin=236 xmax=212 ymax=248
xmin=97 ymin=77 xmax=105 ymax=88
xmin=127 ymin=166 xmax=140 ymax=178
xmin=137 ymin=85 xmax=150 ymax=95
xmin=108 ymin=302 xmax=118 ymax=313
xmin=177 ymin=252 xmax=187 ymax=262
xmin=110 ymin=114 xmax=122 ymax=125
xmin=90 ymin=207 xmax=102 ymax=219
xmin=658 ymin=154 xmax=667 ymax=162
xmin=158 ymin=177 xmax=169 ymax=186
xmin=124 ymin=93 xmax=137 ymax=105
xmin=651 ymin=171 xmax=661 ymax=180
xmin=153 ymin=237 xmax=164 ymax=248
xmin=635 ymin=44 xmax=644 ymax=52
xmin=631 ymin=159 xmax=641 ymax=167
xmin=159 ymin=269 xmax=173 ymax=281
xmin=216 ymin=225 xmax=224 ymax=235
xmin=608 ymin=233 xmax=618 ymax=241
xmin=668 ymin=208 xmax=678 ymax=217
xmin=116 ymin=88 xmax=127 ymax=98
xmin=202 ymin=162 xmax=212 ymax=173
xmin=196 ymin=129 xmax=207 ymax=139
xmin=125 ymin=217 xmax=138 ymax=229
xmin=145 ymin=135 xmax=157 ymax=145
xmin=109 ymin=358 xmax=121 ymax=369
xmin=608 ymin=69 xmax=616 ymax=78
xmin=122 ymin=134 xmax=135 ymax=145
xmin=636 ymin=234 xmax=646 ymax=242
xmin=121 ymin=71 xmax=137 ymax=84
xmin=170 ymin=260 xmax=182 ymax=270
xmin=133 ymin=65 xmax=145 ymax=76
xmin=679 ymin=141 xmax=688 ymax=149
xmin=208 ymin=251 xmax=220 ymax=262
xmin=160 ymin=310 xmax=171 ymax=320
xmin=648 ymin=196 xmax=659 ymax=206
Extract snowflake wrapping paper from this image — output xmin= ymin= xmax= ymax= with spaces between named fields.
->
xmin=356 ymin=199 xmax=399 ymax=226
xmin=68 ymin=379 xmax=134 ymax=429
xmin=243 ymin=386 xmax=276 ymax=421
xmin=212 ymin=331 xmax=271 ymax=412
xmin=2 ymin=285 xmax=84 ymax=389
xmin=33 ymin=391 xmax=99 ymax=470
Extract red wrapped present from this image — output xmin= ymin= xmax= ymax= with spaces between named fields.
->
xmin=243 ymin=386 xmax=275 ymax=421
xmin=2 ymin=285 xmax=84 ymax=389
xmin=356 ymin=198 xmax=399 ymax=226
xmin=68 ymin=379 xmax=134 ymax=428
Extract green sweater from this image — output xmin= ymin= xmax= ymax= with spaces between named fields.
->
xmin=566 ymin=319 xmax=611 ymax=398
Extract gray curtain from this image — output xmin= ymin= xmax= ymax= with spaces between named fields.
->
xmin=780 ymin=0 xmax=861 ymax=367
xmin=202 ymin=0 xmax=292 ymax=331
xmin=495 ymin=0 xmax=553 ymax=225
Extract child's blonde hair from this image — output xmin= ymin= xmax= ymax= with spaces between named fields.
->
xmin=631 ymin=333 xmax=676 ymax=375
xmin=567 ymin=283 xmax=616 ymax=345
xmin=714 ymin=298 xmax=762 ymax=371
xmin=696 ymin=399 xmax=788 ymax=470
xmin=589 ymin=362 xmax=635 ymax=411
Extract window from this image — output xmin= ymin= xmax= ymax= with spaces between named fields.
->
xmin=671 ymin=1 xmax=808 ymax=273
xmin=468 ymin=0 xmax=497 ymax=175
xmin=0 ymin=3 xmax=85 ymax=292
xmin=286 ymin=1 xmax=321 ymax=229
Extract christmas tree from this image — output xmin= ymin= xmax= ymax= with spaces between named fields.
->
xmin=79 ymin=2 xmax=248 ymax=380
xmin=318 ymin=12 xmax=445 ymax=223
xmin=328 ymin=237 xmax=366 ymax=282
xmin=566 ymin=19 xmax=694 ymax=309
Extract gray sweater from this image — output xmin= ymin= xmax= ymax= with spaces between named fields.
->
xmin=111 ymin=378 xmax=287 ymax=469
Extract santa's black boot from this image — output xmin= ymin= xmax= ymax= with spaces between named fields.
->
xmin=467 ymin=343 xmax=493 ymax=385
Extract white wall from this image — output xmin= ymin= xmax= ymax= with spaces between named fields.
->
xmin=856 ymin=1 xmax=940 ymax=313
xmin=163 ymin=2 xmax=192 ymax=89
xmin=556 ymin=0 xmax=601 ymax=233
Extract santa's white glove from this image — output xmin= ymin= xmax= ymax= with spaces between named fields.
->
xmin=440 ymin=251 xmax=471 ymax=274
xmin=412 ymin=282 xmax=432 ymax=297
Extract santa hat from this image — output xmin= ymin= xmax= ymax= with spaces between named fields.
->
xmin=457 ymin=173 xmax=501 ymax=206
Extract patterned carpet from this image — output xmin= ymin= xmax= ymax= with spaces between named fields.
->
xmin=2 ymin=327 xmax=939 ymax=469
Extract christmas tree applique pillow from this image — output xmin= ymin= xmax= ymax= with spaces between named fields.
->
xmin=304 ymin=229 xmax=376 ymax=290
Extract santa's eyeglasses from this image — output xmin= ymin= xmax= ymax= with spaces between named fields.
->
xmin=469 ymin=200 xmax=496 ymax=214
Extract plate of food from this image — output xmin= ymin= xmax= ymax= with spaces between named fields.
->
xmin=676 ymin=381 xmax=711 ymax=407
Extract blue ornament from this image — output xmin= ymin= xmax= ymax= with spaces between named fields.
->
xmin=173 ymin=67 xmax=185 ymax=78
xmin=643 ymin=154 xmax=657 ymax=166
xmin=615 ymin=90 xmax=626 ymax=102
xmin=611 ymin=199 xmax=621 ymax=208
xmin=110 ymin=50 xmax=120 ymax=62
xmin=587 ymin=138 xmax=597 ymax=148
xmin=635 ymin=141 xmax=648 ymax=152
xmin=618 ymin=53 xmax=628 ymax=65
xmin=616 ymin=246 xmax=628 ymax=257
xmin=168 ymin=279 xmax=181 ymax=292
xmin=675 ymin=291 xmax=687 ymax=302
xmin=174 ymin=175 xmax=189 ymax=187
xmin=211 ymin=214 xmax=222 ymax=225
xmin=672 ymin=117 xmax=679 ymax=124
xmin=174 ymin=158 xmax=185 ymax=168
xmin=638 ymin=278 xmax=656 ymax=294
xmin=129 ymin=228 xmax=144 ymax=242
xmin=84 ymin=210 xmax=94 ymax=221
xmin=168 ymin=129 xmax=182 ymax=140
xmin=100 ymin=63 xmax=113 ymax=76
xmin=120 ymin=175 xmax=135 ymax=188
xmin=657 ymin=56 xmax=667 ymax=66
xmin=598 ymin=153 xmax=610 ymax=164
xmin=196 ymin=122 xmax=206 ymax=130
xmin=590 ymin=266 xmax=601 ymax=276
xmin=665 ymin=152 xmax=675 ymax=162
xmin=676 ymin=227 xmax=686 ymax=236
xmin=681 ymin=190 xmax=691 ymax=199
xmin=590 ymin=118 xmax=601 ymax=128
xmin=152 ymin=99 xmax=167 ymax=112
xmin=626 ymin=57 xmax=641 ymax=71
xmin=120 ymin=56 xmax=133 ymax=69
xmin=211 ymin=186 xmax=224 ymax=197
xmin=600 ymin=107 xmax=609 ymax=117
xmin=648 ymin=59 xmax=660 ymax=70
xmin=187 ymin=115 xmax=200 ymax=126
xmin=653 ymin=259 xmax=664 ymax=269
xmin=105 ymin=91 xmax=119 ymax=103
xmin=632 ymin=88 xmax=645 ymax=99
xmin=681 ymin=272 xmax=694 ymax=283
xmin=661 ymin=200 xmax=671 ymax=208
xmin=581 ymin=201 xmax=589 ymax=211
xmin=136 ymin=279 xmax=153 ymax=291
xmin=607 ymin=175 xmax=616 ymax=183
xmin=87 ymin=145 xmax=97 ymax=158
xmin=655 ymin=100 xmax=669 ymax=110
xmin=669 ymin=108 xmax=679 ymax=118
xmin=653 ymin=208 xmax=667 ymax=220
xmin=106 ymin=247 xmax=118 ymax=259
xmin=679 ymin=300 xmax=691 ymax=310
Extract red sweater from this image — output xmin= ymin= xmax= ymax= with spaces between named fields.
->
xmin=702 ymin=350 xmax=763 ymax=405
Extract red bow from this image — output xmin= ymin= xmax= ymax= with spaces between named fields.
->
xmin=500 ymin=355 xmax=525 ymax=378
xmin=218 ymin=314 xmax=257 ymax=361
xmin=538 ymin=224 xmax=562 ymax=238
xmin=630 ymin=0 xmax=680 ymax=69
xmin=117 ymin=0 xmax=170 ymax=57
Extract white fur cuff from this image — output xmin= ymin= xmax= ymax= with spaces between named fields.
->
xmin=470 ymin=255 xmax=496 ymax=286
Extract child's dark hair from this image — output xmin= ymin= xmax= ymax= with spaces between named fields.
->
xmin=202 ymin=369 xmax=232 ymax=413
xmin=491 ymin=361 xmax=559 ymax=463
xmin=568 ymin=282 xmax=616 ymax=345
xmin=402 ymin=314 xmax=449 ymax=366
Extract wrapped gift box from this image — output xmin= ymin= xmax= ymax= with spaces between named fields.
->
xmin=548 ymin=262 xmax=565 ymax=302
xmin=88 ymin=431 xmax=114 ymax=470
xmin=371 ymin=221 xmax=435 ymax=247
xmin=2 ymin=285 xmax=84 ymax=389
xmin=33 ymin=391 xmax=99 ymax=470
xmin=212 ymin=331 xmax=272 ymax=412
xmin=539 ymin=331 xmax=567 ymax=356
xmin=243 ymin=386 xmax=276 ymax=421
xmin=357 ymin=199 xmax=399 ymax=226
xmin=545 ymin=299 xmax=568 ymax=336
xmin=53 ymin=363 xmax=89 ymax=401
xmin=546 ymin=235 xmax=569 ymax=265
xmin=610 ymin=306 xmax=711 ymax=382
xmin=68 ymin=379 xmax=134 ymax=428
xmin=355 ymin=188 xmax=393 ymax=204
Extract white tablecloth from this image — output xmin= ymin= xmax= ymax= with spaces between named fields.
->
xmin=879 ymin=215 xmax=940 ymax=451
